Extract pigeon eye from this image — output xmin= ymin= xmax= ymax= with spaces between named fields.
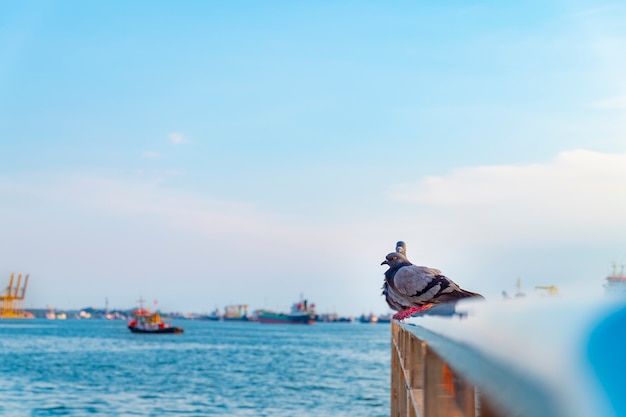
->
xmin=392 ymin=256 xmax=397 ymax=261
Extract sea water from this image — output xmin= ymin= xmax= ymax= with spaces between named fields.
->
xmin=0 ymin=320 xmax=390 ymax=416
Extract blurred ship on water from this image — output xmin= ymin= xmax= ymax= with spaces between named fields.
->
xmin=604 ymin=262 xmax=626 ymax=297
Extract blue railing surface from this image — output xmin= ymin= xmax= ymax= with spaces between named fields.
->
xmin=391 ymin=295 xmax=626 ymax=417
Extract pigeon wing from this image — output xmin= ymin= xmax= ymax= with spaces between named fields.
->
xmin=393 ymin=265 xmax=467 ymax=306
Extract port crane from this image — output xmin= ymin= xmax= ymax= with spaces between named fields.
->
xmin=0 ymin=273 xmax=29 ymax=318
xmin=535 ymin=285 xmax=558 ymax=295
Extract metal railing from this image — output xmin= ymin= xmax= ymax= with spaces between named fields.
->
xmin=390 ymin=296 xmax=625 ymax=417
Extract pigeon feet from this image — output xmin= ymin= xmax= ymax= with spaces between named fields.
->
xmin=392 ymin=307 xmax=418 ymax=320
xmin=392 ymin=304 xmax=435 ymax=321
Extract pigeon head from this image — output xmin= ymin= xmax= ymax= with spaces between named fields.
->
xmin=381 ymin=251 xmax=410 ymax=268
xmin=395 ymin=241 xmax=406 ymax=254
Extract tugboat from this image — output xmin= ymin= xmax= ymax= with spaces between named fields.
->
xmin=256 ymin=297 xmax=317 ymax=325
xmin=128 ymin=299 xmax=183 ymax=334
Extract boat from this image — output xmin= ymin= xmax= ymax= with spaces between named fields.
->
xmin=127 ymin=304 xmax=183 ymax=334
xmin=377 ymin=313 xmax=392 ymax=323
xmin=45 ymin=305 xmax=56 ymax=320
xmin=256 ymin=298 xmax=317 ymax=325
xmin=358 ymin=313 xmax=379 ymax=324
xmin=199 ymin=308 xmax=221 ymax=321
xmin=604 ymin=262 xmax=626 ymax=296
xmin=317 ymin=313 xmax=355 ymax=323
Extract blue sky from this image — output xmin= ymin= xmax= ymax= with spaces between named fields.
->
xmin=1 ymin=1 xmax=626 ymax=315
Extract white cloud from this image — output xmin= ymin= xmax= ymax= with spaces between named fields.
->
xmin=591 ymin=95 xmax=626 ymax=110
xmin=168 ymin=132 xmax=188 ymax=145
xmin=141 ymin=151 xmax=161 ymax=159
xmin=391 ymin=149 xmax=626 ymax=244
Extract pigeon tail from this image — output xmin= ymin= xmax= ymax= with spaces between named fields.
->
xmin=457 ymin=289 xmax=484 ymax=299
xmin=435 ymin=288 xmax=484 ymax=304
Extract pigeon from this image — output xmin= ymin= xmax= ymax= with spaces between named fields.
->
xmin=381 ymin=242 xmax=413 ymax=312
xmin=381 ymin=241 xmax=483 ymax=320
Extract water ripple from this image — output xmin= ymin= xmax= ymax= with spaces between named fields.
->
xmin=0 ymin=320 xmax=389 ymax=416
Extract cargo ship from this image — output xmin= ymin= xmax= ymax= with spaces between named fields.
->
xmin=256 ymin=297 xmax=317 ymax=325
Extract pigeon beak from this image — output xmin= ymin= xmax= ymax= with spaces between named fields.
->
xmin=381 ymin=260 xmax=388 ymax=266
